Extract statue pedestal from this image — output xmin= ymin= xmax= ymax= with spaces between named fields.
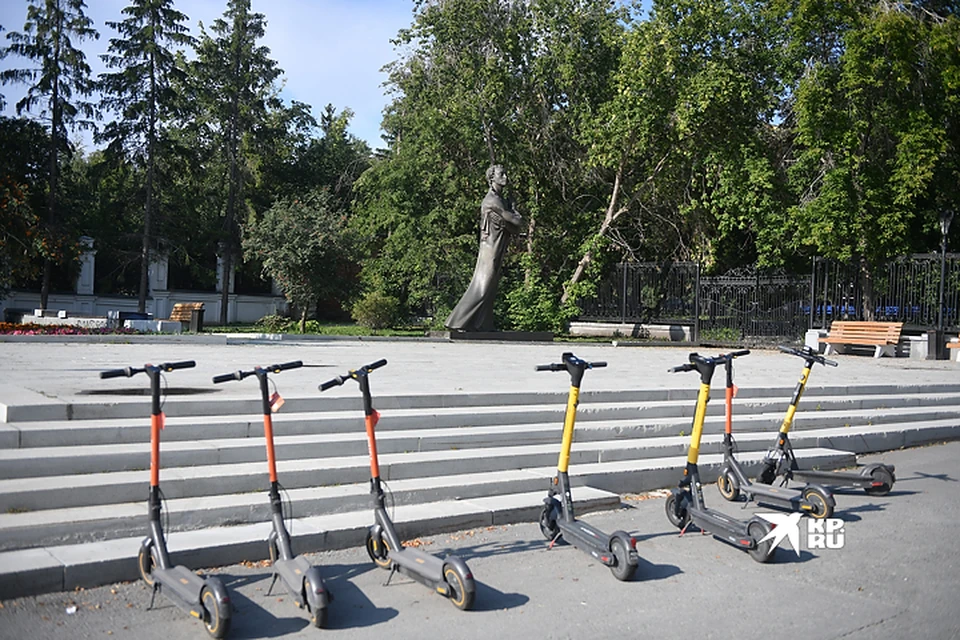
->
xmin=430 ymin=330 xmax=554 ymax=342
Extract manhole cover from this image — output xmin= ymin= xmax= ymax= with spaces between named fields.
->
xmin=78 ymin=387 xmax=220 ymax=396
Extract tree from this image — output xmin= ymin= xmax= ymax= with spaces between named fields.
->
xmin=242 ymin=190 xmax=354 ymax=332
xmin=192 ymin=0 xmax=282 ymax=324
xmin=354 ymin=0 xmax=624 ymax=329
xmin=98 ymin=0 xmax=194 ymax=313
xmin=0 ymin=0 xmax=98 ymax=310
xmin=783 ymin=2 xmax=960 ymax=318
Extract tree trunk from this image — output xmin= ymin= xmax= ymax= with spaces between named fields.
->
xmin=860 ymin=257 xmax=875 ymax=321
xmin=138 ymin=38 xmax=158 ymax=315
xmin=561 ymin=165 xmax=625 ymax=305
xmin=299 ymin=308 xmax=307 ymax=333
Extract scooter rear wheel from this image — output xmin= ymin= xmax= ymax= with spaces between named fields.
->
xmin=717 ymin=469 xmax=740 ymax=501
xmin=747 ymin=520 xmax=775 ymax=563
xmin=538 ymin=503 xmax=560 ymax=541
xmin=864 ymin=466 xmax=894 ymax=496
xmin=443 ymin=564 xmax=475 ymax=611
xmin=364 ymin=530 xmax=393 ymax=569
xmin=201 ymin=585 xmax=231 ymax=639
xmin=609 ymin=538 xmax=636 ymax=581
xmin=665 ymin=493 xmax=691 ymax=529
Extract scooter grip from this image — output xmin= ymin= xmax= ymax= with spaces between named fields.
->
xmin=730 ymin=349 xmax=750 ymax=357
xmin=365 ymin=359 xmax=387 ymax=371
xmin=164 ymin=360 xmax=196 ymax=371
xmin=589 ymin=361 xmax=608 ymax=368
xmin=271 ymin=360 xmax=303 ymax=372
xmin=668 ymin=364 xmax=694 ymax=373
xmin=212 ymin=372 xmax=240 ymax=384
xmin=319 ymin=376 xmax=345 ymax=391
xmin=100 ymin=368 xmax=130 ymax=379
xmin=535 ymin=363 xmax=563 ymax=371
xmin=824 ymin=357 xmax=839 ymax=367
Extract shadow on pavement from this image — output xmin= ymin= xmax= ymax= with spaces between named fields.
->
xmin=468 ymin=580 xmax=530 ymax=612
xmin=215 ymin=575 xmax=310 ymax=639
xmin=635 ymin=556 xmax=682 ymax=582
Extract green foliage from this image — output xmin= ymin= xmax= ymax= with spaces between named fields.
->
xmin=254 ymin=313 xmax=295 ymax=333
xmin=242 ymin=190 xmax=355 ymax=328
xmin=351 ymin=291 xmax=403 ymax=330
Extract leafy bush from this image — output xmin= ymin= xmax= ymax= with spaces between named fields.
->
xmin=351 ymin=292 xmax=402 ymax=329
xmin=254 ymin=314 xmax=296 ymax=333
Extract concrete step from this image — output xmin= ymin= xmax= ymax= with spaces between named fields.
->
xmin=8 ymin=382 xmax=960 ymax=423
xmin=0 ymin=486 xmax=623 ymax=599
xmin=0 ymin=445 xmax=856 ymax=552
xmin=8 ymin=409 xmax=941 ymax=513
xmin=2 ymin=402 xmax=959 ymax=480
xmin=5 ymin=390 xmax=960 ymax=450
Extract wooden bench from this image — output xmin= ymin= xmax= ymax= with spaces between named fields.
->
xmin=819 ymin=321 xmax=904 ymax=358
xmin=168 ymin=302 xmax=205 ymax=331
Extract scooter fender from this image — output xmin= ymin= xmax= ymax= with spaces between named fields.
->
xmin=302 ymin=566 xmax=329 ymax=612
xmin=859 ymin=462 xmax=896 ymax=480
xmin=441 ymin=555 xmax=475 ymax=598
xmin=669 ymin=487 xmax=691 ymax=517
xmin=202 ymin=575 xmax=231 ymax=612
xmin=803 ymin=482 xmax=835 ymax=506
xmin=608 ymin=530 xmax=639 ymax=561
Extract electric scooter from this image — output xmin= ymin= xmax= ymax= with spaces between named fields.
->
xmin=755 ymin=345 xmax=896 ymax=495
xmin=319 ymin=359 xmax=476 ymax=610
xmin=665 ymin=351 xmax=777 ymax=563
xmin=715 ymin=351 xmax=836 ymax=518
xmin=101 ymin=361 xmax=231 ymax=638
xmin=212 ymin=360 xmax=330 ymax=628
xmin=536 ymin=352 xmax=639 ymax=581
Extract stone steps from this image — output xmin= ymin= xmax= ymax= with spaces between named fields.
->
xmin=0 ymin=381 xmax=957 ymax=599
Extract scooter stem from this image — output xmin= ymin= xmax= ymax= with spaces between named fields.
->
xmin=558 ymin=385 xmax=579 ymax=474
xmin=256 ymin=369 xmax=280 ymax=483
xmin=779 ymin=365 xmax=812 ymax=435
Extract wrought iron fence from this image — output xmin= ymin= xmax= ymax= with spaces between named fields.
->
xmin=811 ymin=254 xmax=960 ymax=330
xmin=577 ymin=254 xmax=960 ymax=339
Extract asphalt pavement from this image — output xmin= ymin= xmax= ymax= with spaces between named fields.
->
xmin=1 ymin=441 xmax=957 ymax=640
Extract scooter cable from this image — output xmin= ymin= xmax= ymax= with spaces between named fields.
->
xmin=381 ymin=479 xmax=396 ymax=522
xmin=278 ymin=480 xmax=294 ymax=536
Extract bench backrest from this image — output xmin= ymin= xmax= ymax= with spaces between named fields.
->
xmin=827 ymin=321 xmax=903 ymax=344
xmin=169 ymin=302 xmax=204 ymax=322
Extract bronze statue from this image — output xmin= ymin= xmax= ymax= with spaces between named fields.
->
xmin=445 ymin=165 xmax=524 ymax=332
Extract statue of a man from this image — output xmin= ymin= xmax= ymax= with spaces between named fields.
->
xmin=445 ymin=164 xmax=524 ymax=332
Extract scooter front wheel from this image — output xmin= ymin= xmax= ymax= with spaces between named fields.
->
xmin=802 ymin=486 xmax=834 ymax=519
xmin=137 ymin=544 xmax=156 ymax=587
xmin=538 ymin=503 xmax=560 ymax=541
xmin=201 ymin=585 xmax=231 ymax=639
xmin=443 ymin=564 xmax=475 ymax=611
xmin=747 ymin=520 xmax=774 ymax=564
xmin=364 ymin=529 xmax=392 ymax=569
xmin=717 ymin=468 xmax=740 ymax=501
xmin=665 ymin=492 xmax=691 ymax=529
xmin=608 ymin=538 xmax=636 ymax=581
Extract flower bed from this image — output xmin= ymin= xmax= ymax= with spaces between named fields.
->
xmin=0 ymin=322 xmax=140 ymax=335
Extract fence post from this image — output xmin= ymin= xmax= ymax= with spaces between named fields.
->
xmin=693 ymin=263 xmax=700 ymax=343
xmin=621 ymin=262 xmax=627 ymax=326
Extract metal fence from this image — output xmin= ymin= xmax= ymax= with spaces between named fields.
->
xmin=578 ymin=254 xmax=960 ymax=340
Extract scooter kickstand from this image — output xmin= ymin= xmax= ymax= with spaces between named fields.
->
xmin=384 ymin=564 xmax=399 ymax=587
xmin=547 ymin=531 xmax=562 ymax=549
xmin=147 ymin=583 xmax=160 ymax=610
xmin=266 ymin=573 xmax=279 ymax=596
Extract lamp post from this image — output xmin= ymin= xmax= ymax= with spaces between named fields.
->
xmin=937 ymin=209 xmax=954 ymax=359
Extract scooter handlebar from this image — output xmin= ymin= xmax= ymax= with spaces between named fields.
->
xmin=668 ymin=363 xmax=696 ymax=373
xmin=212 ymin=371 xmax=242 ymax=384
xmin=100 ymin=367 xmax=134 ymax=379
xmin=778 ymin=345 xmax=838 ymax=367
xmin=535 ymin=363 xmax=566 ymax=372
xmin=318 ymin=359 xmax=387 ymax=391
xmin=163 ymin=360 xmax=196 ymax=371
xmin=319 ymin=375 xmax=346 ymax=391
xmin=730 ymin=349 xmax=750 ymax=358
xmin=267 ymin=360 xmax=303 ymax=373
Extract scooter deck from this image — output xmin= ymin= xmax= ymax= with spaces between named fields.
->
xmin=742 ymin=483 xmax=809 ymax=510
xmin=689 ymin=507 xmax=754 ymax=548
xmin=790 ymin=468 xmax=890 ymax=489
xmin=274 ymin=555 xmax=311 ymax=595
xmin=391 ymin=547 xmax=445 ymax=585
xmin=154 ymin=565 xmax=205 ymax=615
xmin=558 ymin=519 xmax=616 ymax=566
